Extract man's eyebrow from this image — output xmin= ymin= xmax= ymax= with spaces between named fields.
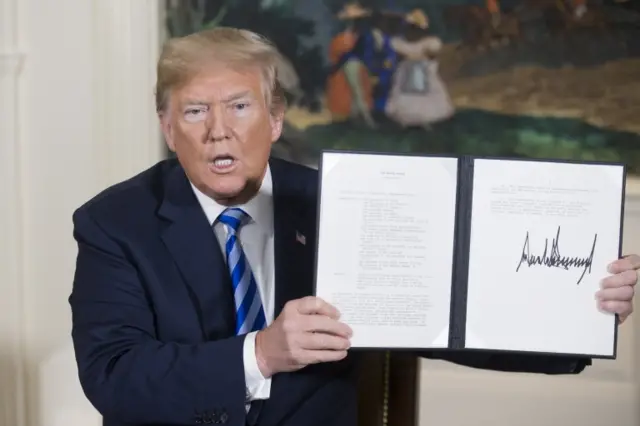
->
xmin=222 ymin=90 xmax=253 ymax=102
xmin=183 ymin=99 xmax=210 ymax=106
xmin=181 ymin=91 xmax=254 ymax=106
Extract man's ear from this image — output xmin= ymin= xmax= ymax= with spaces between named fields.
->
xmin=159 ymin=111 xmax=176 ymax=152
xmin=270 ymin=106 xmax=285 ymax=144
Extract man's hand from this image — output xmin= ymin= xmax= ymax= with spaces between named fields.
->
xmin=597 ymin=254 xmax=638 ymax=323
xmin=254 ymin=296 xmax=352 ymax=378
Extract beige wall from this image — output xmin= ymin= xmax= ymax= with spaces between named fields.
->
xmin=1 ymin=1 xmax=638 ymax=425
xmin=0 ymin=1 xmax=164 ymax=425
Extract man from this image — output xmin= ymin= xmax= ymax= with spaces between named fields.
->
xmin=69 ymin=27 xmax=637 ymax=426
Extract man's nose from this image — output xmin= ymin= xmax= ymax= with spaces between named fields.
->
xmin=206 ymin=110 xmax=230 ymax=141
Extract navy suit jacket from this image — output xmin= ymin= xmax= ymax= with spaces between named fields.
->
xmin=69 ymin=157 xmax=590 ymax=426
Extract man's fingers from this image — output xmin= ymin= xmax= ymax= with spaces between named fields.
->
xmin=297 ymin=349 xmax=349 ymax=366
xmin=608 ymin=255 xmax=640 ymax=274
xmin=302 ymin=314 xmax=353 ymax=338
xmin=299 ymin=331 xmax=351 ymax=351
xmin=598 ymin=300 xmax=633 ymax=318
xmin=600 ymin=269 xmax=638 ymax=289
xmin=596 ymin=285 xmax=635 ymax=302
xmin=294 ymin=296 xmax=341 ymax=319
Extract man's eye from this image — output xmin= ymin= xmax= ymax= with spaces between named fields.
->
xmin=184 ymin=107 xmax=207 ymax=122
xmin=234 ymin=103 xmax=249 ymax=110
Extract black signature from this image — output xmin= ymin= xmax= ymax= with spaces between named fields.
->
xmin=515 ymin=226 xmax=597 ymax=285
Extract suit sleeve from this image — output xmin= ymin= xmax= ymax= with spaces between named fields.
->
xmin=69 ymin=207 xmax=247 ymax=425
xmin=419 ymin=351 xmax=591 ymax=374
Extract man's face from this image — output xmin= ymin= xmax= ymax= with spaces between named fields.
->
xmin=160 ymin=65 xmax=283 ymax=204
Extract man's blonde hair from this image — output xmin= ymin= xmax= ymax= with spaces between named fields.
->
xmin=155 ymin=27 xmax=287 ymax=114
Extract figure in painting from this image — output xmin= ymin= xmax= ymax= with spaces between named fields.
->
xmin=326 ymin=3 xmax=410 ymax=128
xmin=487 ymin=0 xmax=502 ymax=28
xmin=572 ymin=0 xmax=588 ymax=19
xmin=326 ymin=3 xmax=375 ymax=127
xmin=385 ymin=9 xmax=455 ymax=129
xmin=353 ymin=13 xmax=400 ymax=118
xmin=325 ymin=5 xmax=454 ymax=130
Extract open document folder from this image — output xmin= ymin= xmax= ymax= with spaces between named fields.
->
xmin=313 ymin=150 xmax=625 ymax=359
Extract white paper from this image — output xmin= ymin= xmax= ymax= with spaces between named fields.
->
xmin=465 ymin=159 xmax=623 ymax=357
xmin=315 ymin=152 xmax=458 ymax=348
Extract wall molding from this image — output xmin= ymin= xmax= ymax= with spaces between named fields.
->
xmin=92 ymin=0 xmax=164 ymax=188
xmin=0 ymin=86 xmax=27 ymax=426
xmin=0 ymin=52 xmax=25 ymax=76
xmin=0 ymin=25 xmax=27 ymax=426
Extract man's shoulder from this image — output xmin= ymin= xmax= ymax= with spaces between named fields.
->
xmin=73 ymin=158 xmax=178 ymax=224
xmin=269 ymin=156 xmax=318 ymax=195
xmin=270 ymin=156 xmax=317 ymax=177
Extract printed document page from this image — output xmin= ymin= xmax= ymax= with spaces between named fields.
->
xmin=465 ymin=159 xmax=623 ymax=357
xmin=315 ymin=152 xmax=458 ymax=348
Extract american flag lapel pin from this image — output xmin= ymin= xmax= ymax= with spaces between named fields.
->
xmin=296 ymin=230 xmax=306 ymax=246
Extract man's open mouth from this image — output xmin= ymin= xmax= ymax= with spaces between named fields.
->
xmin=209 ymin=155 xmax=237 ymax=171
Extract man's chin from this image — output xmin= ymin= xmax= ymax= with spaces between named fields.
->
xmin=207 ymin=179 xmax=253 ymax=205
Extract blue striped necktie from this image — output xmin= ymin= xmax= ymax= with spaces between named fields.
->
xmin=217 ymin=207 xmax=267 ymax=335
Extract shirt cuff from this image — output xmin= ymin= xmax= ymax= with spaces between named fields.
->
xmin=243 ymin=331 xmax=272 ymax=401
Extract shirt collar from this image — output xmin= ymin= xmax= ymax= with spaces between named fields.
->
xmin=190 ymin=165 xmax=274 ymax=234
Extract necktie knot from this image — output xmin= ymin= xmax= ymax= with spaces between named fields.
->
xmin=218 ymin=207 xmax=250 ymax=233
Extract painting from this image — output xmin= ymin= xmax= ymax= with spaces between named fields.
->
xmin=161 ymin=3 xmax=640 ymax=425
xmin=163 ymin=0 xmax=640 ymax=172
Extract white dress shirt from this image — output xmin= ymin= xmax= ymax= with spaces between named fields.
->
xmin=190 ymin=166 xmax=274 ymax=403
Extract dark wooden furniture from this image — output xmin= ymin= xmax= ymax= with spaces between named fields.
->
xmin=357 ymin=352 xmax=420 ymax=426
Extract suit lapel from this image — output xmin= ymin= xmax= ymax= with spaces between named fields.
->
xmin=247 ymin=159 xmax=317 ymax=426
xmin=270 ymin=158 xmax=316 ymax=317
xmin=245 ymin=159 xmax=317 ymax=426
xmin=158 ymin=165 xmax=235 ymax=339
